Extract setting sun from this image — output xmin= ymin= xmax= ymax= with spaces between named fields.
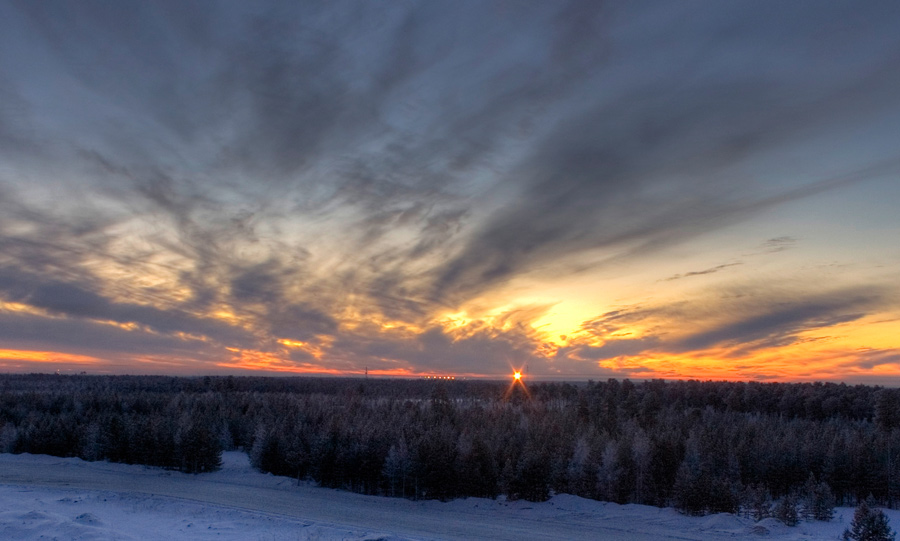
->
xmin=514 ymin=371 xmax=522 ymax=381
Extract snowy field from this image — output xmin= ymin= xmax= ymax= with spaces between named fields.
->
xmin=0 ymin=451 xmax=894 ymax=540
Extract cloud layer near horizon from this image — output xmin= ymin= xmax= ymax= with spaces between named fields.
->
xmin=1 ymin=1 xmax=899 ymax=380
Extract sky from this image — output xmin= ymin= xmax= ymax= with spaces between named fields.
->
xmin=1 ymin=0 xmax=899 ymax=382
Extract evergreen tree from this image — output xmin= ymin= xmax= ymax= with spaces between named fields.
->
xmin=175 ymin=411 xmax=222 ymax=473
xmin=7 ymin=374 xmax=900 ymax=512
xmin=456 ymin=434 xmax=499 ymax=499
xmin=672 ymin=459 xmax=707 ymax=516
xmin=597 ymin=440 xmax=623 ymax=503
xmin=773 ymin=492 xmax=800 ymax=527
xmin=383 ymin=438 xmax=412 ymax=497
xmin=743 ymin=484 xmax=771 ymax=522
xmin=566 ymin=436 xmax=595 ymax=498
xmin=512 ymin=443 xmax=551 ymax=502
xmin=843 ymin=500 xmax=896 ymax=541
xmin=801 ymin=473 xmax=835 ymax=521
xmin=631 ymin=429 xmax=652 ymax=504
xmin=0 ymin=422 xmax=17 ymax=453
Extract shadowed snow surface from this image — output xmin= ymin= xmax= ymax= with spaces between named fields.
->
xmin=0 ymin=452 xmax=894 ymax=540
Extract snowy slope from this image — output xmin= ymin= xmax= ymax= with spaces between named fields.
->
xmin=0 ymin=451 xmax=893 ymax=540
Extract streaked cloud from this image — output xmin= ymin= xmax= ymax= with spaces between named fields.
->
xmin=663 ymin=263 xmax=743 ymax=282
xmin=0 ymin=1 xmax=899 ymax=380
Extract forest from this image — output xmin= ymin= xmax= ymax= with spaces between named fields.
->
xmin=2 ymin=373 xmax=899 ymax=523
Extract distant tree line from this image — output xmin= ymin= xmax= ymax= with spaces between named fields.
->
xmin=2 ymin=374 xmax=900 ymax=521
xmin=0 ymin=376 xmax=223 ymax=473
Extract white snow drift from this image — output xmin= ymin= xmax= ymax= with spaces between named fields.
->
xmin=0 ymin=451 xmax=894 ymax=540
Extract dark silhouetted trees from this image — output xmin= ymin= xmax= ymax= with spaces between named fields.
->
xmin=0 ymin=373 xmax=897 ymax=518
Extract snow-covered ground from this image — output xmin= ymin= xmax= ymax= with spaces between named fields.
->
xmin=0 ymin=451 xmax=894 ymax=540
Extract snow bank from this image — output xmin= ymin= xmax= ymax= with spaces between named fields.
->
xmin=1 ymin=452 xmax=897 ymax=540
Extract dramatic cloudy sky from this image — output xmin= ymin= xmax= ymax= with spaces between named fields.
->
xmin=1 ymin=1 xmax=899 ymax=381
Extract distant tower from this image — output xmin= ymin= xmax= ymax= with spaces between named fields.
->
xmin=365 ymin=366 xmax=368 ymax=378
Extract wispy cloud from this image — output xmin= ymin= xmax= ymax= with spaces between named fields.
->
xmin=663 ymin=262 xmax=743 ymax=282
xmin=1 ymin=1 xmax=899 ymax=379
xmin=762 ymin=236 xmax=797 ymax=253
